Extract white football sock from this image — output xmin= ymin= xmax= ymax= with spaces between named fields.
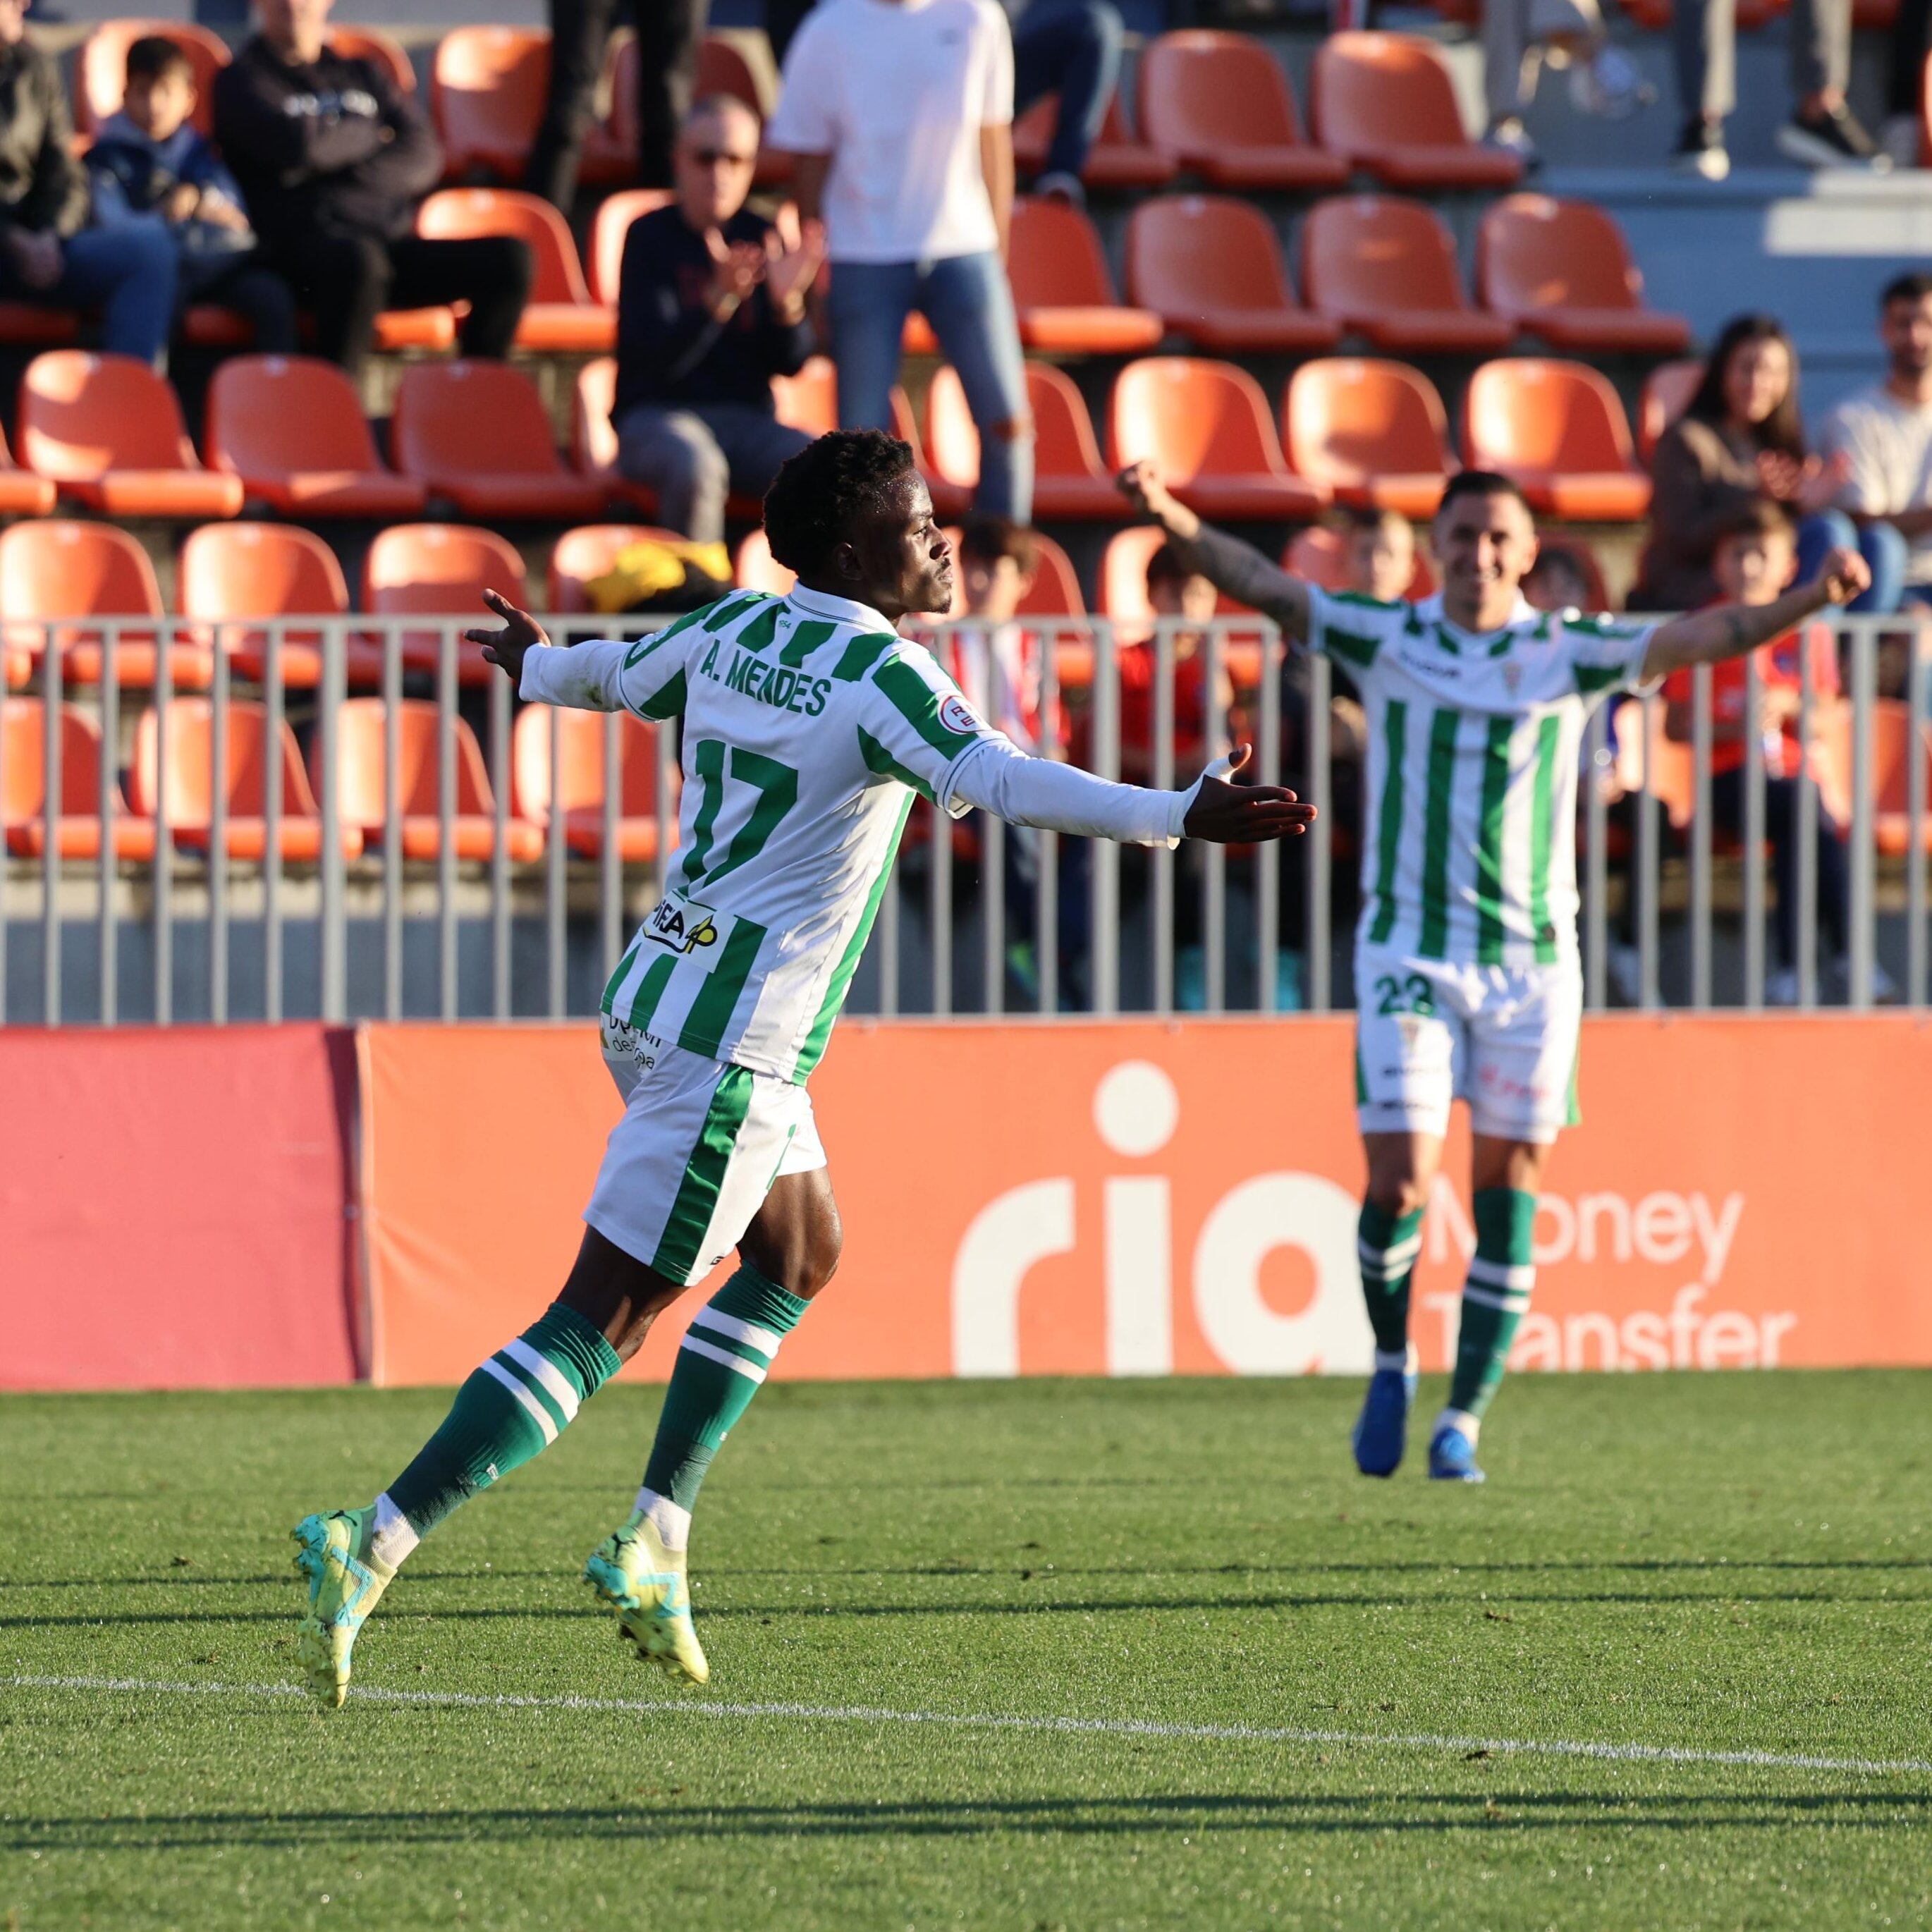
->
xmin=1436 ymin=1407 xmax=1481 ymax=1445
xmin=365 ymin=1492 xmax=420 ymax=1572
xmin=634 ymin=1486 xmax=692 ymax=1553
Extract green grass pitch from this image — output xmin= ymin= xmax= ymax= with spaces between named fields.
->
xmin=3 ymin=1372 xmax=1928 ymax=1931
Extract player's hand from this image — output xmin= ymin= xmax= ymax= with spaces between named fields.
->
xmin=1181 ymin=745 xmax=1317 ymax=844
xmin=465 ymin=588 xmax=549 ymax=683
xmin=1810 ymin=546 xmax=1870 ymax=608
xmin=1115 ymin=460 xmax=1200 ymax=541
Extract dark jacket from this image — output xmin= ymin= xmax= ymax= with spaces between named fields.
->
xmin=613 ymin=204 xmax=815 ymax=418
xmin=1634 ymin=417 xmax=1768 ymax=611
xmin=0 ymin=37 xmax=87 ymax=237
xmin=87 ymin=111 xmax=255 ymax=259
xmin=212 ymin=35 xmax=441 ymax=246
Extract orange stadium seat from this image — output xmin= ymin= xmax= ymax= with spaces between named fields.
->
xmin=550 ymin=522 xmax=690 ymax=611
xmin=393 ymin=361 xmax=607 ymax=521
xmin=1013 ymin=92 xmax=1177 ymax=189
xmin=513 ymin=704 xmax=669 ymax=860
xmin=1873 ymin=699 xmax=1932 ymax=855
xmin=1137 ymin=31 xmax=1348 ymax=190
xmin=926 ymin=361 xmax=1123 ymax=520
xmin=572 ymin=357 xmax=644 ymax=508
xmin=589 ymin=188 xmax=675 ymax=305
xmin=1302 ymin=196 xmax=1515 ymax=354
xmin=75 ymin=18 xmax=227 ymax=135
xmin=1620 ymin=0 xmax=1785 ymax=27
xmin=772 ymin=356 xmax=838 ymax=436
xmin=1110 ymin=356 xmax=1327 ymax=521
xmin=1003 ymin=199 xmax=1163 ymax=354
xmin=1 ymin=699 xmax=157 ymax=860
xmin=735 ymin=528 xmax=795 ymax=595
xmin=176 ymin=522 xmax=355 ymax=690
xmin=363 ymin=523 xmax=527 ymax=687
xmin=432 ymin=25 xmax=549 ymax=180
xmin=1639 ymin=357 xmax=1704 ymax=461
xmin=943 ymin=525 xmax=1087 ymax=617
xmin=130 ymin=699 xmax=362 ymax=861
xmin=417 ymin=189 xmax=615 ymax=353
xmin=1476 ymin=197 xmax=1692 ymax=355
xmin=205 ymin=356 xmax=427 ymax=519
xmin=1311 ymin=32 xmax=1524 ymax=188
xmin=16 ymin=351 xmax=244 ymax=519
xmin=0 ymin=518 xmax=204 ymax=688
xmin=1284 ymin=524 xmax=1436 ymax=597
xmin=0 ymin=420 xmax=55 ymax=517
xmin=324 ymin=697 xmax=542 ymax=862
xmin=1463 ymin=358 xmax=1653 ymax=521
xmin=597 ymin=34 xmax=788 ymax=183
xmin=0 ymin=302 xmax=79 ymax=348
xmin=1282 ymin=357 xmax=1455 ymax=519
xmin=1125 ymin=195 xmax=1340 ymax=353
xmin=327 ymin=24 xmax=415 ymax=94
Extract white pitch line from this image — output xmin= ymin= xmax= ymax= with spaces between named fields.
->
xmin=8 ymin=1673 xmax=1930 ymax=1779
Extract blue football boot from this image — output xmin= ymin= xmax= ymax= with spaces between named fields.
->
xmin=1351 ymin=1355 xmax=1416 ymax=1477
xmin=1427 ymin=1423 xmax=1486 ymax=1484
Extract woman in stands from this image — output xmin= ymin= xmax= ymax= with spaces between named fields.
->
xmin=1636 ymin=312 xmax=1903 ymax=614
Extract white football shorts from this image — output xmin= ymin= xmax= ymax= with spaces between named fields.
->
xmin=586 ymin=1014 xmax=826 ymax=1285
xmin=1354 ymin=943 xmax=1582 ymax=1144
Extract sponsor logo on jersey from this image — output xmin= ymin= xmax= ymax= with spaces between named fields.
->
xmin=643 ymin=895 xmax=721 ymax=956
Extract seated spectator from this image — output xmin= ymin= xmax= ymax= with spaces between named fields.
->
xmin=1821 ymin=273 xmax=1932 ymax=612
xmin=1636 ymin=312 xmax=1898 ymax=615
xmin=1011 ymin=0 xmax=1125 ymax=204
xmin=1524 ymin=544 xmax=1596 ymax=613
xmin=0 ymin=0 xmax=175 ymax=365
xmin=1662 ymin=501 xmax=1885 ymax=1003
xmin=948 ymin=515 xmax=1065 ymax=756
xmin=1336 ymin=504 xmax=1418 ymax=606
xmin=768 ymin=0 xmax=1035 ymax=523
xmin=613 ymin=96 xmax=822 ymax=546
xmin=87 ymin=36 xmax=297 ymax=354
xmin=214 ymin=0 xmax=532 ymax=377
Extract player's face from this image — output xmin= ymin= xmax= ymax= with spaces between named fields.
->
xmin=1881 ymin=295 xmax=1932 ymax=381
xmin=1433 ymin=489 xmax=1538 ymax=617
xmin=1721 ymin=336 xmax=1791 ymax=429
xmin=844 ymin=470 xmax=953 ymax=620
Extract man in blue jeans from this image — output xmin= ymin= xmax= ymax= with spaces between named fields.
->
xmin=768 ymin=0 xmax=1034 ymax=526
xmin=0 ymin=0 xmax=176 ymax=365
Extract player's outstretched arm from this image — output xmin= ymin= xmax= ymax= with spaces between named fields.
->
xmin=466 ymin=588 xmax=630 ymax=711
xmin=1115 ymin=460 xmax=1315 ymax=644
xmin=1641 ymin=549 xmax=1871 ymax=681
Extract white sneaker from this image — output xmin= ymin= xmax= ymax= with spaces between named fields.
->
xmin=1034 ymin=170 xmax=1086 ymax=207
xmin=1484 ymin=118 xmax=1541 ymax=169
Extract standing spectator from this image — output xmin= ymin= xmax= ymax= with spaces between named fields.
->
xmin=0 ymin=0 xmax=176 ymax=364
xmin=86 ymin=37 xmax=298 ymax=355
xmin=1634 ymin=313 xmax=1900 ymax=613
xmin=215 ymin=0 xmax=533 ymax=378
xmin=767 ymin=0 xmax=1035 ymax=524
xmin=1821 ymin=273 xmax=1932 ymax=611
xmin=1481 ymin=0 xmax=1651 ymax=166
xmin=1670 ymin=0 xmax=1881 ymax=179
xmin=613 ymin=96 xmax=822 ymax=544
xmin=1662 ymin=501 xmax=1881 ymax=1002
xmin=524 ymin=0 xmax=708 ymax=209
xmin=1010 ymin=0 xmax=1125 ymax=203
xmin=1882 ymin=0 xmax=1929 ymax=165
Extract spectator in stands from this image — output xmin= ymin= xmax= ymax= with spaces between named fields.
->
xmin=1670 ymin=0 xmax=1880 ymax=179
xmin=768 ymin=0 xmax=1035 ymax=524
xmin=1662 ymin=500 xmax=1879 ymax=1002
xmin=1821 ymin=273 xmax=1932 ymax=611
xmin=215 ymin=0 xmax=533 ymax=377
xmin=1524 ymin=546 xmax=1598 ymax=613
xmin=1883 ymin=0 xmax=1930 ymax=165
xmin=525 ymin=0 xmax=707 ymax=208
xmin=87 ymin=37 xmax=298 ymax=355
xmin=1338 ymin=505 xmax=1418 ymax=606
xmin=1482 ymin=0 xmax=1651 ymax=167
xmin=613 ymin=95 xmax=821 ymax=545
xmin=1634 ymin=312 xmax=1900 ymax=614
xmin=0 ymin=0 xmax=175 ymax=365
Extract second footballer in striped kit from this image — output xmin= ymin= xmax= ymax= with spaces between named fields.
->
xmin=1120 ymin=460 xmax=1870 ymax=1484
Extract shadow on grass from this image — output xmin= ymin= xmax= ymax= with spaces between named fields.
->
xmin=6 ymin=1789 xmax=1929 ymax=1853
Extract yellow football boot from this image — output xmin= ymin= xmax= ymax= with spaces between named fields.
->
xmin=291 ymin=1509 xmax=395 ymax=1709
xmin=584 ymin=1514 xmax=709 ymax=1684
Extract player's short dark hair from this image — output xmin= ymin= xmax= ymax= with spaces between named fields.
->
xmin=1436 ymin=470 xmax=1534 ymax=520
xmin=763 ymin=430 xmax=918 ymax=578
xmin=957 ymin=514 xmax=1037 ymax=573
xmin=1145 ymin=540 xmax=1202 ymax=594
xmin=1717 ymin=496 xmax=1797 ymax=548
xmin=126 ymin=35 xmax=196 ymax=87
xmin=1881 ymin=271 xmax=1932 ymax=310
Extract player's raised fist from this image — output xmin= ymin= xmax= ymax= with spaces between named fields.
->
xmin=1811 ymin=546 xmax=1871 ymax=609
xmin=1181 ymin=746 xmax=1318 ymax=845
xmin=1115 ymin=460 xmax=1200 ymax=541
xmin=466 ymin=588 xmax=549 ymax=683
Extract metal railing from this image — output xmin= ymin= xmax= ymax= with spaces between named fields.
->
xmin=0 ymin=611 xmax=1924 ymax=1026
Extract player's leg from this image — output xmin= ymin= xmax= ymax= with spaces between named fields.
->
xmin=1350 ymin=955 xmax=1458 ymax=1475
xmin=1428 ymin=967 xmax=1577 ymax=1481
xmin=585 ymin=1068 xmax=836 ymax=1682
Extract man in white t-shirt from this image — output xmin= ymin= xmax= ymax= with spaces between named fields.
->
xmin=766 ymin=0 xmax=1034 ymax=525
xmin=1823 ymin=271 xmax=1932 ymax=608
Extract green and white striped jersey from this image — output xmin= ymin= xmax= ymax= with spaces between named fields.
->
xmin=1307 ymin=588 xmax=1657 ymax=967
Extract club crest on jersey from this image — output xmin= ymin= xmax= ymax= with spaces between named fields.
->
xmin=939 ymin=695 xmax=982 ymax=738
xmin=643 ymin=896 xmax=720 ymax=956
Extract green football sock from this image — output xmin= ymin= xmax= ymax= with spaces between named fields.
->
xmin=1447 ymin=1187 xmax=1538 ymax=1420
xmin=640 ymin=1263 xmax=809 ymax=1513
xmin=1358 ymin=1200 xmax=1424 ymax=1357
xmin=381 ymin=1302 xmax=621 ymax=1539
